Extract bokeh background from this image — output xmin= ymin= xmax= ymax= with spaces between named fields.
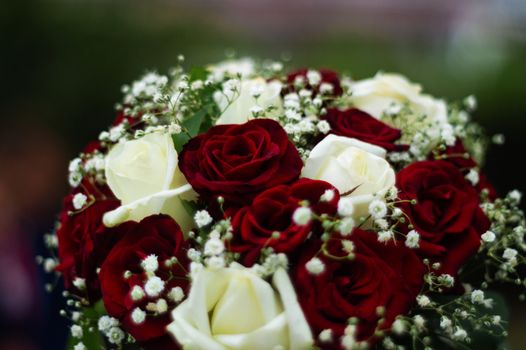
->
xmin=1 ymin=0 xmax=526 ymax=349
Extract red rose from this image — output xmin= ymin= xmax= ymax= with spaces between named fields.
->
xmin=286 ymin=68 xmax=343 ymax=96
xmin=56 ymin=179 xmax=121 ymax=301
xmin=396 ymin=160 xmax=490 ymax=275
xmin=179 ymin=119 xmax=303 ymax=206
xmin=228 ymin=178 xmax=340 ymax=265
xmin=99 ymin=215 xmax=189 ymax=349
xmin=293 ymin=229 xmax=424 ymax=346
xmin=321 ymin=108 xmax=405 ymax=151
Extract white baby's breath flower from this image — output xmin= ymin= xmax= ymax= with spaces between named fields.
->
xmin=293 ymin=207 xmax=312 ymax=226
xmin=71 ymin=325 xmax=83 ymax=338
xmin=320 ymin=189 xmax=335 ymax=202
xmin=73 ymin=277 xmax=86 ymax=291
xmin=72 ymin=193 xmax=88 ymax=210
xmin=413 ymin=315 xmax=426 ymax=330
xmin=204 ymin=237 xmax=225 ymax=256
xmin=440 ymin=316 xmax=452 ymax=330
xmin=317 ymin=120 xmax=331 ymax=134
xmin=416 ymin=295 xmax=431 ymax=307
xmin=342 ymin=240 xmax=355 ymax=254
xmin=168 ymin=286 xmax=185 ymax=303
xmin=318 ymin=329 xmax=333 ymax=343
xmin=481 ymin=231 xmax=496 ymax=243
xmin=74 ymin=343 xmax=86 ymax=350
xmin=465 ymin=169 xmax=479 ymax=186
xmin=319 ymin=83 xmax=334 ymax=94
xmin=156 ymin=298 xmax=168 ymax=314
xmin=194 ymin=210 xmax=213 ymax=228
xmin=375 ymin=218 xmax=389 ymax=230
xmin=508 ymin=189 xmax=522 ymax=204
xmin=306 ymin=70 xmax=322 ymax=86
xmin=471 ymin=289 xmax=485 ymax=304
xmin=144 ymin=276 xmax=165 ymax=297
xmin=339 ymin=217 xmax=355 ymax=236
xmin=503 ymin=248 xmax=518 ymax=260
xmin=337 ymin=197 xmax=354 ymax=217
xmin=206 ymin=256 xmax=225 ymax=270
xmin=378 ymin=230 xmax=394 ymax=243
xmin=107 ymin=327 xmax=125 ymax=345
xmin=98 ymin=316 xmax=118 ymax=332
xmin=306 ymin=257 xmax=325 ymax=275
xmin=452 ymin=327 xmax=468 ymax=341
xmin=391 ymin=319 xmax=405 ymax=335
xmin=369 ymin=199 xmax=387 ymax=219
xmin=141 ymin=254 xmax=159 ymax=273
xmin=130 ymin=285 xmax=145 ymax=301
xmin=405 ymin=230 xmax=420 ymax=248
xmin=131 ymin=308 xmax=146 ymax=324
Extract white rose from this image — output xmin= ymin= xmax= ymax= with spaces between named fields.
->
xmin=103 ymin=132 xmax=195 ymax=231
xmin=208 ymin=58 xmax=255 ymax=82
xmin=214 ymin=78 xmax=283 ymax=125
xmin=168 ymin=263 xmax=312 ymax=350
xmin=349 ymin=73 xmax=449 ymax=143
xmin=302 ymin=135 xmax=395 ymax=221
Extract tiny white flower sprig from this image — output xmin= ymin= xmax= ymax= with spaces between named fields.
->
xmin=476 ymin=190 xmax=526 ymax=298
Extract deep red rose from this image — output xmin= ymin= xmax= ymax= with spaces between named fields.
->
xmin=293 ymin=229 xmax=424 ymax=346
xmin=321 ymin=108 xmax=405 ymax=151
xmin=433 ymin=139 xmax=497 ymax=200
xmin=286 ymin=68 xmax=343 ymax=96
xmin=179 ymin=119 xmax=303 ymax=206
xmin=99 ymin=215 xmax=188 ymax=349
xmin=56 ymin=178 xmax=121 ymax=301
xmin=228 ymin=178 xmax=340 ymax=265
xmin=396 ymin=160 xmax=490 ymax=276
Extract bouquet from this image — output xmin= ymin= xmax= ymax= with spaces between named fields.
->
xmin=41 ymin=56 xmax=526 ymax=350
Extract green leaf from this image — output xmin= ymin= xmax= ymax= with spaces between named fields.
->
xmin=185 ymin=108 xmax=207 ymax=137
xmin=172 ymin=132 xmax=190 ymax=153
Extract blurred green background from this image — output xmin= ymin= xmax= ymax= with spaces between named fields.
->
xmin=1 ymin=0 xmax=525 ymax=349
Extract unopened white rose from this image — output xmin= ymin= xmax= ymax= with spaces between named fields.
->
xmin=168 ymin=263 xmax=312 ymax=350
xmin=349 ymin=73 xmax=449 ymax=143
xmin=302 ymin=135 xmax=395 ymax=221
xmin=103 ymin=132 xmax=195 ymax=231
xmin=214 ymin=78 xmax=283 ymax=125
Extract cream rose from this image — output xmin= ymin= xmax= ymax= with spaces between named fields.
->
xmin=214 ymin=78 xmax=283 ymax=125
xmin=103 ymin=131 xmax=195 ymax=231
xmin=349 ymin=73 xmax=449 ymax=143
xmin=168 ymin=264 xmax=313 ymax=350
xmin=302 ymin=135 xmax=395 ymax=221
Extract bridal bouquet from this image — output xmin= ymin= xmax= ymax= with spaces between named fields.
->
xmin=41 ymin=57 xmax=526 ymax=350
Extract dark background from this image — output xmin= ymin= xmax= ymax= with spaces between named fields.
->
xmin=1 ymin=1 xmax=525 ymax=349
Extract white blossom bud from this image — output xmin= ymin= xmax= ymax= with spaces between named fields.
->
xmin=306 ymin=257 xmax=325 ymax=275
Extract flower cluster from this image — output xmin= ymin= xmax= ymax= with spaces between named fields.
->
xmin=40 ymin=56 xmax=526 ymax=350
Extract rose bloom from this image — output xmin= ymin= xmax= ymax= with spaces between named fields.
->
xmin=302 ymin=135 xmax=395 ymax=221
xmin=99 ymin=215 xmax=189 ymax=349
xmin=286 ymin=68 xmax=343 ymax=96
xmin=180 ymin=119 xmax=303 ymax=207
xmin=293 ymin=229 xmax=425 ymax=346
xmin=228 ymin=178 xmax=340 ymax=265
xmin=56 ymin=178 xmax=121 ymax=301
xmin=103 ymin=131 xmax=195 ymax=231
xmin=321 ymin=108 xmax=404 ymax=151
xmin=214 ymin=78 xmax=283 ymax=125
xmin=169 ymin=263 xmax=313 ymax=350
xmin=396 ymin=160 xmax=490 ymax=275
xmin=349 ymin=73 xmax=449 ymax=145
